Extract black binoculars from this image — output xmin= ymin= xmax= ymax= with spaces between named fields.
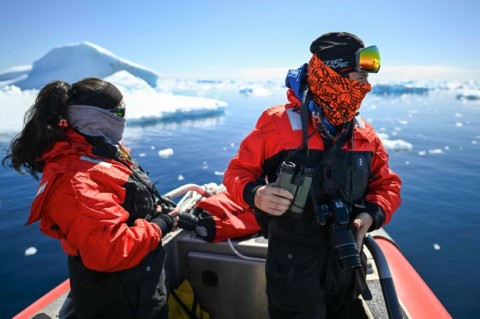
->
xmin=177 ymin=212 xmax=199 ymax=231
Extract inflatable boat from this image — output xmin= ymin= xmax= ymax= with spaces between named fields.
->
xmin=13 ymin=183 xmax=452 ymax=319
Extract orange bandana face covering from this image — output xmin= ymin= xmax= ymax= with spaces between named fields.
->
xmin=307 ymin=55 xmax=371 ymax=126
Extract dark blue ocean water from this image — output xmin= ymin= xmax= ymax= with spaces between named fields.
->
xmin=1 ymin=89 xmax=479 ymax=318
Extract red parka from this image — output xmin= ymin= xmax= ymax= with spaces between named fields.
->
xmin=224 ymin=89 xmax=401 ymax=228
xmin=27 ymin=129 xmax=163 ymax=272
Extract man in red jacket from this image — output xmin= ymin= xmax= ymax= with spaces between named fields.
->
xmin=4 ymin=78 xmax=179 ymax=318
xmin=224 ymin=32 xmax=402 ymax=318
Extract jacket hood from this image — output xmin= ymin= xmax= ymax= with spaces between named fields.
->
xmin=27 ymin=129 xmax=93 ymax=226
xmin=39 ymin=129 xmax=92 ymax=163
xmin=285 ymin=63 xmax=308 ymax=107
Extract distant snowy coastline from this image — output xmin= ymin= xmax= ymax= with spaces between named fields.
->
xmin=1 ymin=41 xmax=478 ymax=156
xmin=1 ymin=41 xmax=479 ymax=95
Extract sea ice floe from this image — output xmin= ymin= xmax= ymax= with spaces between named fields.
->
xmin=158 ymin=148 xmax=174 ymax=158
xmin=25 ymin=247 xmax=37 ymax=256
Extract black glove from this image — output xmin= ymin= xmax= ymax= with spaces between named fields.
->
xmin=150 ymin=214 xmax=174 ymax=234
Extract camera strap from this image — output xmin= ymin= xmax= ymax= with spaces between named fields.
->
xmin=298 ymin=89 xmax=353 ymax=224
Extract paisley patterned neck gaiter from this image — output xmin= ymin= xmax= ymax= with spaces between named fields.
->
xmin=307 ymin=54 xmax=371 ymax=126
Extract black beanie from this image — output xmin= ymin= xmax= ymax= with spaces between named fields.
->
xmin=310 ymin=32 xmax=364 ymax=74
xmin=75 ymin=82 xmax=123 ymax=110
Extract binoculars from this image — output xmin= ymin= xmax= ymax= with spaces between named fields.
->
xmin=275 ymin=161 xmax=315 ymax=214
xmin=177 ymin=212 xmax=199 ymax=231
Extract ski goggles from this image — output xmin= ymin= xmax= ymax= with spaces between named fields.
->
xmin=355 ymin=45 xmax=381 ymax=73
xmin=110 ymin=101 xmax=126 ymax=118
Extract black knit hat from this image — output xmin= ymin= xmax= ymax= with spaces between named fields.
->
xmin=310 ymin=32 xmax=364 ymax=75
xmin=74 ymin=82 xmax=123 ymax=110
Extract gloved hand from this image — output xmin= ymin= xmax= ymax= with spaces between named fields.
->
xmin=150 ymin=214 xmax=175 ymax=234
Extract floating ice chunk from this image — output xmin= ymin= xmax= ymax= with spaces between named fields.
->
xmin=138 ymin=152 xmax=146 ymax=157
xmin=177 ymin=174 xmax=185 ymax=181
xmin=456 ymin=91 xmax=480 ymax=101
xmin=429 ymin=149 xmax=443 ymax=155
xmin=433 ymin=243 xmax=441 ymax=250
xmin=381 ymin=139 xmax=413 ymax=152
xmin=25 ymin=247 xmax=37 ymax=256
xmin=214 ymin=171 xmax=224 ymax=176
xmin=158 ymin=148 xmax=174 ymax=158
xmin=239 ymin=87 xmax=274 ymax=96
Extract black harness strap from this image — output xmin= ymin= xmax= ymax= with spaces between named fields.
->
xmin=83 ymin=134 xmax=177 ymax=214
xmin=298 ymin=90 xmax=353 ymax=225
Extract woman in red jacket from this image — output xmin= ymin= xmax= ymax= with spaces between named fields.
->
xmin=3 ymin=78 xmax=178 ymax=318
xmin=224 ymin=32 xmax=402 ymax=318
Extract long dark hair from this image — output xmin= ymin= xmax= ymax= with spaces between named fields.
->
xmin=2 ymin=78 xmax=110 ymax=180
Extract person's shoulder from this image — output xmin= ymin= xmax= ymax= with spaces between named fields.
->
xmin=265 ymin=104 xmax=288 ymax=115
xmin=354 ymin=116 xmax=382 ymax=143
xmin=47 ymin=149 xmax=125 ymax=181
xmin=354 ymin=116 xmax=377 ymax=132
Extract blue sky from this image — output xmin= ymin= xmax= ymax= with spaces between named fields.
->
xmin=1 ymin=0 xmax=479 ymax=81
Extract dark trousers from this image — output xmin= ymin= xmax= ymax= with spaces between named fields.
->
xmin=67 ymin=246 xmax=169 ymax=319
xmin=265 ymin=236 xmax=366 ymax=319
xmin=268 ymin=299 xmax=366 ymax=319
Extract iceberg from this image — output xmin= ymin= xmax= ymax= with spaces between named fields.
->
xmin=0 ymin=71 xmax=228 ymax=141
xmin=0 ymin=65 xmax=31 ymax=85
xmin=5 ymin=42 xmax=160 ymax=90
xmin=456 ymin=90 xmax=480 ymax=101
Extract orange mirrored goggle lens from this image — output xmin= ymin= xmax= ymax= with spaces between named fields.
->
xmin=356 ymin=45 xmax=381 ymax=73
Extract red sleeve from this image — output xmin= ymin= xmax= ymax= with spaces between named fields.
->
xmin=364 ymin=126 xmax=402 ymax=225
xmin=223 ymin=110 xmax=280 ymax=209
xmin=46 ymin=172 xmax=162 ymax=272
